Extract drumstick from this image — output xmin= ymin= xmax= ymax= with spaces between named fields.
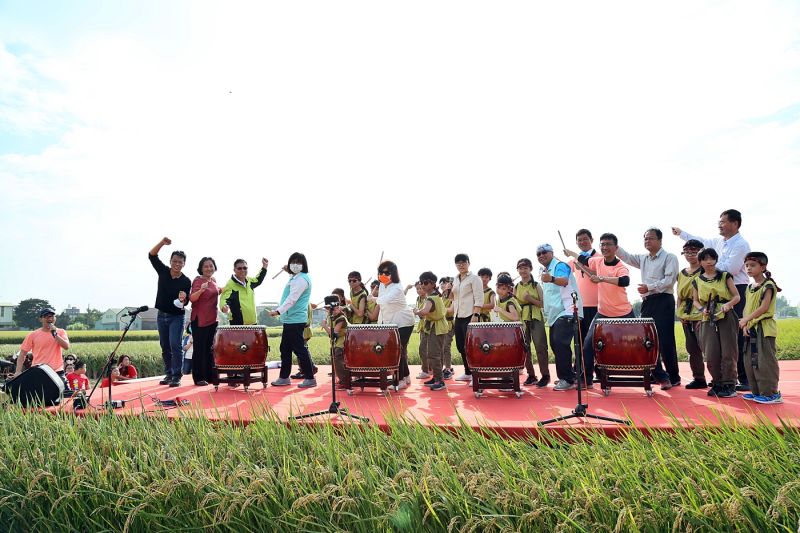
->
xmin=378 ymin=251 xmax=384 ymax=265
xmin=557 ymin=230 xmax=567 ymax=253
xmin=272 ymin=267 xmax=286 ymax=280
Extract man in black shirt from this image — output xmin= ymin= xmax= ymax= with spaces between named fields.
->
xmin=149 ymin=237 xmax=191 ymax=387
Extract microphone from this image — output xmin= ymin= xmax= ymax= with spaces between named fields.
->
xmin=124 ymin=305 xmax=149 ymax=317
xmin=50 ymin=323 xmax=57 ymax=338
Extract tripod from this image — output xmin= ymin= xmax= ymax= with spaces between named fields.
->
xmin=292 ymin=304 xmax=368 ymax=422
xmin=81 ymin=313 xmax=137 ymax=412
xmin=539 ymin=292 xmax=629 ymax=426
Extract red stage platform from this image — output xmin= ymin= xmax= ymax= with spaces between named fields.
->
xmin=55 ymin=361 xmax=800 ymax=438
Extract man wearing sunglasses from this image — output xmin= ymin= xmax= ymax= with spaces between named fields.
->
xmin=149 ymin=237 xmax=192 ymax=387
xmin=220 ymin=258 xmax=269 ymax=326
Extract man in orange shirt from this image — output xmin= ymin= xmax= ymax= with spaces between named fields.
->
xmin=14 ymin=307 xmax=70 ymax=381
xmin=565 ymin=233 xmax=633 ymax=388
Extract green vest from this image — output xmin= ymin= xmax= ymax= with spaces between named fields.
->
xmin=743 ymin=280 xmax=778 ymax=337
xmin=498 ymin=296 xmax=522 ymax=322
xmin=480 ymin=288 xmax=495 ymax=322
xmin=415 ymin=295 xmax=425 ymax=333
xmin=514 ymin=279 xmax=543 ymax=322
xmin=365 ymin=299 xmax=377 ymax=324
xmin=676 ymin=267 xmax=703 ymax=321
xmin=350 ymin=288 xmax=368 ymax=324
xmin=422 ymin=294 xmax=449 ymax=335
xmin=693 ymin=271 xmax=734 ymax=322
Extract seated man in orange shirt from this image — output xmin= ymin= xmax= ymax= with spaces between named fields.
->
xmin=565 ymin=233 xmax=633 ymax=388
xmin=14 ymin=307 xmax=70 ymax=383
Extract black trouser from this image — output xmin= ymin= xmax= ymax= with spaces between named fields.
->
xmin=642 ymin=293 xmax=680 ymax=384
xmin=734 ymin=284 xmax=748 ymax=385
xmin=454 ymin=317 xmax=472 ymax=375
xmin=551 ymin=316 xmax=578 ymax=383
xmin=190 ymin=320 xmax=217 ymax=384
xmin=579 ymin=306 xmax=598 ymax=377
xmin=278 ymin=323 xmax=315 ymax=379
xmin=398 ymin=326 xmax=412 ymax=380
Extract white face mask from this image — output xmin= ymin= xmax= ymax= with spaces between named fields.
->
xmin=289 ymin=263 xmax=303 ymax=274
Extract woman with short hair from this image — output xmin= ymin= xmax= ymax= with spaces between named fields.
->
xmin=376 ymin=260 xmax=415 ymax=388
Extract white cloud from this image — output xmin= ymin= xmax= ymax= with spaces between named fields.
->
xmin=0 ymin=0 xmax=799 ymax=311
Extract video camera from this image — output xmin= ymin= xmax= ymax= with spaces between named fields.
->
xmin=323 ymin=295 xmax=341 ymax=309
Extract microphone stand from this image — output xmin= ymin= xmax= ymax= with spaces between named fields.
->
xmin=81 ymin=311 xmax=139 ymax=413
xmin=292 ymin=304 xmax=368 ymax=422
xmin=539 ymin=292 xmax=629 ymax=426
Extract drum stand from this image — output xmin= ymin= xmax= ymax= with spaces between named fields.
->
xmin=539 ymin=293 xmax=629 ymax=427
xmin=292 ymin=305 xmax=368 ymax=423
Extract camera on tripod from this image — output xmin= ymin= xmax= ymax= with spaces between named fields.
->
xmin=323 ymin=295 xmax=341 ymax=309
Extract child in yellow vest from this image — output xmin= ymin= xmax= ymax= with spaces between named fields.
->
xmin=738 ymin=252 xmax=782 ymax=404
xmin=365 ymin=280 xmax=380 ymax=323
xmin=677 ymin=239 xmax=707 ymax=389
xmin=439 ymin=277 xmax=455 ymax=379
xmin=413 ymin=271 xmax=448 ymax=391
xmin=414 ymin=282 xmax=431 ymax=379
xmin=514 ymin=258 xmax=550 ymax=387
xmin=691 ymin=248 xmax=741 ymax=398
xmin=347 ymin=271 xmax=369 ymax=324
xmin=494 ymin=274 xmax=522 ymax=321
xmin=477 ymin=268 xmax=496 ymax=322
xmin=321 ymin=294 xmax=349 ymax=389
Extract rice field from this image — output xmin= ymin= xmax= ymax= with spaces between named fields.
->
xmin=2 ymin=320 xmax=799 ymax=379
xmin=0 ymin=407 xmax=797 ymax=532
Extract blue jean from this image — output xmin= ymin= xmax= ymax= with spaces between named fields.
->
xmin=157 ymin=312 xmax=184 ymax=380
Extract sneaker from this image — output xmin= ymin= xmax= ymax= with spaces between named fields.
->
xmin=195 ymin=380 xmax=209 ymax=386
xmin=159 ymin=378 xmax=172 ymax=385
xmin=659 ymin=380 xmax=672 ymax=391
xmin=430 ymin=380 xmax=446 ymax=391
xmin=271 ymin=377 xmax=292 ymax=386
xmin=707 ymin=385 xmax=721 ymax=397
xmin=535 ymin=375 xmax=550 ymax=388
xmin=443 ymin=368 xmax=454 ymax=380
xmin=290 ymin=371 xmax=305 ymax=379
xmin=753 ymin=392 xmax=783 ymax=404
xmin=716 ymin=385 xmax=737 ymax=398
xmin=423 ymin=378 xmax=436 ymax=386
xmin=416 ymin=371 xmax=432 ymax=379
xmin=298 ymin=378 xmax=317 ymax=388
xmin=523 ymin=375 xmax=537 ymax=386
xmin=455 ymin=373 xmax=471 ymax=382
xmin=396 ymin=379 xmax=408 ymax=390
xmin=554 ymin=380 xmax=577 ymax=391
xmin=735 ymin=382 xmax=751 ymax=392
xmin=685 ymin=379 xmax=708 ymax=389
xmin=741 ymin=393 xmax=756 ymax=401
xmin=670 ymin=380 xmax=682 ymax=387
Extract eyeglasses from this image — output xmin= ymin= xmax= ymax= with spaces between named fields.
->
xmin=419 ymin=280 xmax=431 ymax=285
xmin=348 ymin=279 xmax=359 ymax=283
xmin=682 ymin=250 xmax=699 ymax=256
xmin=379 ymin=270 xmax=391 ymax=275
xmin=535 ymin=251 xmax=549 ymax=257
xmin=235 ymin=266 xmax=248 ymax=271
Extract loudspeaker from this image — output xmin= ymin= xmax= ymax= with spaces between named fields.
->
xmin=5 ymin=364 xmax=65 ymax=407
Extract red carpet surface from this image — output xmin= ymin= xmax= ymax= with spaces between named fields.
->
xmin=54 ymin=361 xmax=800 ymax=438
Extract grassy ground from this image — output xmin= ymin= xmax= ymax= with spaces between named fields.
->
xmin=2 ymin=320 xmax=799 ymax=379
xmin=0 ymin=408 xmax=797 ymax=532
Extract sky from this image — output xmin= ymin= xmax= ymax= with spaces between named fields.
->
xmin=1 ymin=0 xmax=799 ymax=314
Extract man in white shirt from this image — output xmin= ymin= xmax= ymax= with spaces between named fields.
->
xmin=672 ymin=208 xmax=751 ymax=391
xmin=451 ymin=253 xmax=483 ymax=382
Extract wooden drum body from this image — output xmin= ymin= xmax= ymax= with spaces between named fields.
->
xmin=343 ymin=324 xmax=400 ymax=394
xmin=593 ymin=318 xmax=659 ymax=397
xmin=465 ymin=322 xmax=526 ymax=398
xmin=211 ymin=325 xmax=269 ymax=391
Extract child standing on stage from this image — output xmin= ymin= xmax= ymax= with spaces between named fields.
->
xmin=366 ymin=280 xmax=381 ymax=323
xmin=347 ymin=271 xmax=369 ymax=324
xmin=413 ymin=271 xmax=448 ymax=391
xmin=478 ymin=268 xmax=496 ymax=322
xmin=494 ymin=274 xmax=521 ymax=322
xmin=677 ymin=239 xmax=708 ymax=389
xmin=439 ymin=277 xmax=455 ymax=379
xmin=692 ymin=248 xmax=741 ymax=398
xmin=738 ymin=252 xmax=782 ymax=404
xmin=321 ymin=293 xmax=350 ymax=389
xmin=514 ymin=258 xmax=549 ymax=387
xmin=414 ymin=282 xmax=431 ymax=379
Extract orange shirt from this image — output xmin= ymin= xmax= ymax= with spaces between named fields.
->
xmin=20 ymin=328 xmax=68 ymax=372
xmin=571 ymin=257 xmax=599 ymax=307
xmin=587 ymin=256 xmax=632 ymax=317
